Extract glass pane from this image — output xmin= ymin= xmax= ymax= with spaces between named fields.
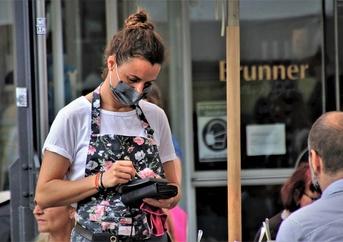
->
xmin=192 ymin=0 xmax=324 ymax=170
xmin=0 ymin=1 xmax=16 ymax=191
xmin=196 ymin=185 xmax=282 ymax=242
xmin=190 ymin=0 xmax=227 ymax=171
xmin=240 ymin=0 xmax=323 ymax=169
xmin=196 ymin=187 xmax=227 ymax=242
xmin=242 ymin=185 xmax=283 ymax=241
xmin=47 ymin=0 xmax=106 ymax=123
xmin=117 ymin=0 xmax=171 ymax=115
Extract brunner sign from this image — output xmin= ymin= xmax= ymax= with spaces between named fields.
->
xmin=219 ymin=60 xmax=309 ymax=81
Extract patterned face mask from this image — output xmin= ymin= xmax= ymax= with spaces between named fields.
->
xmin=109 ymin=64 xmax=151 ymax=106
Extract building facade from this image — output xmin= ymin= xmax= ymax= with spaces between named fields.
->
xmin=1 ymin=0 xmax=343 ymax=241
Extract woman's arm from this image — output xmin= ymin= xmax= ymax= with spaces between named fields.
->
xmin=164 ymin=158 xmax=182 ymax=186
xmin=35 ymin=151 xmax=136 ymax=209
xmin=164 ymin=158 xmax=182 ymax=207
xmin=35 ymin=151 xmax=98 ymax=209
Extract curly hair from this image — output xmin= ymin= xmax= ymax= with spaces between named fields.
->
xmin=101 ymin=9 xmax=165 ymax=80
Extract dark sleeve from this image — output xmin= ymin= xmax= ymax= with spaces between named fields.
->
xmin=267 ymin=212 xmax=283 ymax=240
xmin=253 ymin=211 xmax=283 ymax=242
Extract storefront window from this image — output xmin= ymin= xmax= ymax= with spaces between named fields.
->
xmin=240 ymin=0 xmax=323 ymax=169
xmin=190 ymin=0 xmax=226 ymax=170
xmin=117 ymin=0 xmax=172 ymax=116
xmin=0 ymin=0 xmax=16 ymax=191
xmin=192 ymin=2 xmax=324 ymax=237
xmin=192 ymin=0 xmax=324 ymax=170
xmin=196 ymin=185 xmax=282 ymax=242
xmin=46 ymin=0 xmax=106 ymax=122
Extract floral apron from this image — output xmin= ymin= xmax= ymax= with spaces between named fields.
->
xmin=75 ymin=86 xmax=166 ymax=241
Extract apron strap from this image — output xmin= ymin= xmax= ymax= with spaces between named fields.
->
xmin=135 ymin=104 xmax=155 ymax=139
xmin=90 ymin=85 xmax=101 ymax=135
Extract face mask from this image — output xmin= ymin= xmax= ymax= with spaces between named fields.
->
xmin=109 ymin=64 xmax=151 ymax=106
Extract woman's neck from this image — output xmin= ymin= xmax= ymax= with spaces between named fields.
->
xmin=49 ymin=233 xmax=70 ymax=242
xmin=48 ymin=223 xmax=73 ymax=242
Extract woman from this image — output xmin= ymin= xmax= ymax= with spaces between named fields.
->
xmin=254 ymin=162 xmax=321 ymax=242
xmin=146 ymin=83 xmax=187 ymax=242
xmin=33 ymin=203 xmax=75 ymax=242
xmin=35 ymin=9 xmax=180 ymax=242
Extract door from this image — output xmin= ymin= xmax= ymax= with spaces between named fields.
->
xmin=9 ymin=0 xmax=39 ymax=241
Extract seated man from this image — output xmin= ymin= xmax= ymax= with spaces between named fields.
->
xmin=277 ymin=111 xmax=343 ymax=241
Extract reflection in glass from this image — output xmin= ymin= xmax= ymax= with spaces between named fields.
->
xmin=46 ymin=0 xmax=106 ymax=123
xmin=0 ymin=4 xmax=17 ymax=191
xmin=196 ymin=185 xmax=282 ymax=242
xmin=190 ymin=0 xmax=324 ymax=170
xmin=240 ymin=4 xmax=323 ymax=168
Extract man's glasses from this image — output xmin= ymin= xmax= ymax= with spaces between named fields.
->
xmin=309 ymin=182 xmax=322 ymax=193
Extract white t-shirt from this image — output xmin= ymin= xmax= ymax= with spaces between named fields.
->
xmin=43 ymin=96 xmax=176 ymax=181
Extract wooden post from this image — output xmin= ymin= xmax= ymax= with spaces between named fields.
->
xmin=227 ymin=0 xmax=241 ymax=241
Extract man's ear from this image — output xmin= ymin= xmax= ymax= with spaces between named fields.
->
xmin=309 ymin=149 xmax=321 ymax=175
xmin=107 ymin=55 xmax=116 ymax=71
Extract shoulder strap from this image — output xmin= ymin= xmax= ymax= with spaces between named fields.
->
xmin=90 ymin=86 xmax=101 ymax=135
xmin=135 ymin=104 xmax=155 ymax=139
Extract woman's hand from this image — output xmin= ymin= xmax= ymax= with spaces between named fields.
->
xmin=142 ymin=159 xmax=182 ymax=209
xmin=143 ymin=183 xmax=181 ymax=209
xmin=101 ymin=160 xmax=136 ymax=188
xmin=143 ymin=196 xmax=179 ymax=209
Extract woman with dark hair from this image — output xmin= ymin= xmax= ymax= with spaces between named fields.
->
xmin=145 ymin=82 xmax=187 ymax=242
xmin=254 ymin=163 xmax=321 ymax=242
xmin=35 ymin=9 xmax=180 ymax=242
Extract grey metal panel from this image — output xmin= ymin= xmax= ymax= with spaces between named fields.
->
xmin=167 ymin=1 xmax=197 ymax=241
xmin=9 ymin=158 xmax=21 ymax=242
xmin=191 ymin=169 xmax=293 ymax=187
xmin=9 ymin=159 xmax=37 ymax=242
xmin=334 ymin=0 xmax=340 ymax=110
xmin=36 ymin=0 xmax=49 ymax=152
xmin=10 ymin=0 xmax=37 ymax=241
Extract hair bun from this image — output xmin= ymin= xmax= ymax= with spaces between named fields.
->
xmin=124 ymin=10 xmax=154 ymax=30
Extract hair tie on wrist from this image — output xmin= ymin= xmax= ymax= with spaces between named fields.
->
xmin=100 ymin=171 xmax=106 ymax=191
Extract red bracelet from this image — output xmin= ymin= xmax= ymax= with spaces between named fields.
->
xmin=94 ymin=173 xmax=100 ymax=190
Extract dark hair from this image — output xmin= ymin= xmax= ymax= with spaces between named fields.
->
xmin=295 ymin=149 xmax=308 ymax=168
xmin=280 ymin=163 xmax=311 ymax=212
xmin=145 ymin=82 xmax=163 ymax=107
xmin=308 ymin=111 xmax=343 ymax=174
xmin=101 ymin=9 xmax=165 ymax=80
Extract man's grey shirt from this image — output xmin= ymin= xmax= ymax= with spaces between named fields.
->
xmin=276 ymin=179 xmax=343 ymax=242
